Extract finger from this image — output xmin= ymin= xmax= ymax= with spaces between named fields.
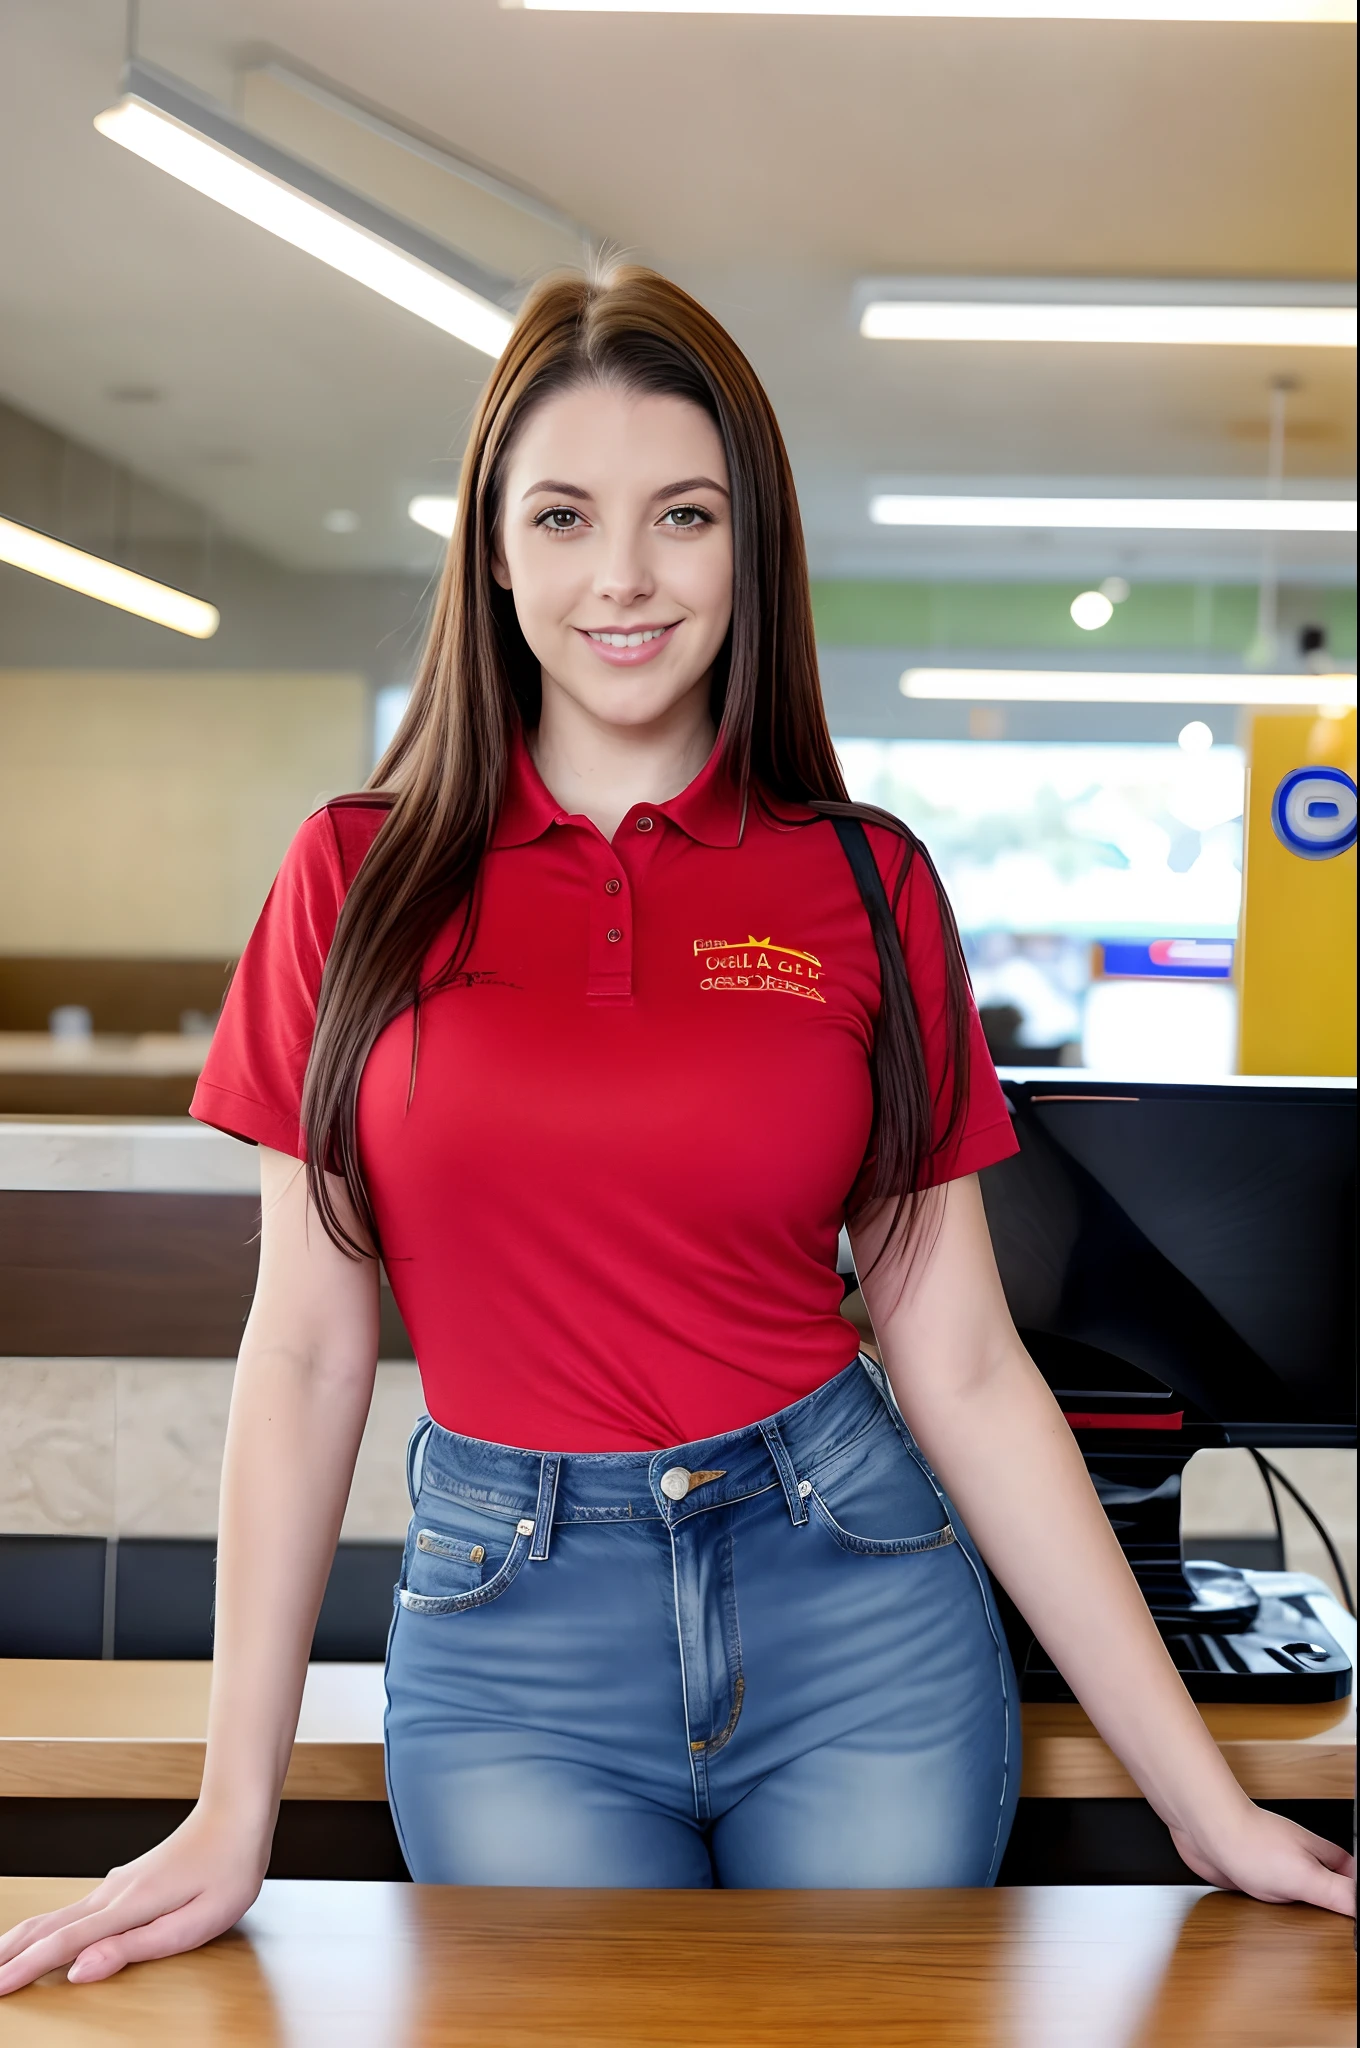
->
xmin=0 ymin=1890 xmax=193 ymax=1999
xmin=0 ymin=1887 xmax=115 ymax=1969
xmin=1264 ymin=1854 xmax=1358 ymax=1917
xmin=69 ymin=1900 xmax=226 ymax=1984
xmin=1299 ymin=1832 xmax=1356 ymax=1878
xmin=1302 ymin=1866 xmax=1357 ymax=1918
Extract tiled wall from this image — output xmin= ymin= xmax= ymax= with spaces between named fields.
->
xmin=0 ymin=1357 xmax=423 ymax=1543
xmin=1 ymin=1355 xmax=1353 ymax=1603
xmin=1 ymin=1121 xmax=1354 ymax=1601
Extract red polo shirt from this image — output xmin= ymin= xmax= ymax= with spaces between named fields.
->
xmin=192 ymin=729 xmax=1017 ymax=1451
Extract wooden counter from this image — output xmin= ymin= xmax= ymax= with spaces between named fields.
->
xmin=1 ymin=1645 xmax=1353 ymax=1802
xmin=0 ymin=1878 xmax=1353 ymax=2046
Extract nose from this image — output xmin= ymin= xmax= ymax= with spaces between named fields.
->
xmin=593 ymin=526 xmax=655 ymax=610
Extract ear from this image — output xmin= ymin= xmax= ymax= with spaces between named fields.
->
xmin=490 ymin=532 xmax=513 ymax=592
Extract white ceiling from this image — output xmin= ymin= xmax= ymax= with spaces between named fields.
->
xmin=1 ymin=0 xmax=1355 ymax=582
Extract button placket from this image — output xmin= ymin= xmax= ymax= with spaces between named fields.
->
xmin=585 ymin=836 xmax=634 ymax=1002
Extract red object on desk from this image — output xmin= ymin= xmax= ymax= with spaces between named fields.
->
xmin=1062 ymin=1410 xmax=1185 ymax=1430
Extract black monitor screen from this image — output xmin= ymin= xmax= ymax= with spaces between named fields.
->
xmin=980 ymin=1075 xmax=1357 ymax=1446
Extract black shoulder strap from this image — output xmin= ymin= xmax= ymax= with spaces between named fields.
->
xmin=831 ymin=814 xmax=895 ymax=928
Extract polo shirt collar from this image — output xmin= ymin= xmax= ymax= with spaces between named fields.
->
xmin=493 ymin=723 xmax=746 ymax=849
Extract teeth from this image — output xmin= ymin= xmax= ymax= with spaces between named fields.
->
xmin=588 ymin=627 xmax=669 ymax=647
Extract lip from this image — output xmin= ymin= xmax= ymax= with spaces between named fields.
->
xmin=575 ymin=621 xmax=681 ymax=667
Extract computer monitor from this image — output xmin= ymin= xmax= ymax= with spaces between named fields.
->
xmin=983 ymin=1073 xmax=1356 ymax=1446
xmin=980 ymin=1072 xmax=1356 ymax=1700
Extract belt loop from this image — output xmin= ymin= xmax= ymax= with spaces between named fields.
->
xmin=759 ymin=1420 xmax=808 ymax=1525
xmin=405 ymin=1415 xmax=434 ymax=1509
xmin=530 ymin=1453 xmax=561 ymax=1561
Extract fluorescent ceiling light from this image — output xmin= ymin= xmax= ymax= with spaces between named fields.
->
xmin=506 ymin=0 xmax=1355 ymax=16
xmin=870 ymin=495 xmax=1357 ymax=532
xmin=858 ymin=275 xmax=1357 ymax=346
xmin=95 ymin=63 xmax=516 ymax=359
xmin=409 ymin=495 xmax=459 ymax=538
xmin=900 ymin=669 xmax=1358 ymax=705
xmin=0 ymin=516 xmax=219 ymax=638
xmin=862 ymin=305 xmax=1356 ymax=346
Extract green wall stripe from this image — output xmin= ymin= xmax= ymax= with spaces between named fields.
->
xmin=810 ymin=581 xmax=1357 ymax=658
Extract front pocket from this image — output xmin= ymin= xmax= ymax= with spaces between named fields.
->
xmin=805 ymin=1412 xmax=955 ymax=1557
xmin=808 ymin=1491 xmax=956 ymax=1556
xmin=399 ymin=1508 xmax=533 ymax=1615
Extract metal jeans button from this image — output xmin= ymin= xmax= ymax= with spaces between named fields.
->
xmin=659 ymin=1465 xmax=691 ymax=1501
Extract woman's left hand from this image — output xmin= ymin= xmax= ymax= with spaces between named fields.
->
xmin=1170 ymin=1802 xmax=1355 ymax=1916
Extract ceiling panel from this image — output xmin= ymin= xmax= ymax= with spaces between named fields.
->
xmin=0 ymin=0 xmax=1353 ymax=576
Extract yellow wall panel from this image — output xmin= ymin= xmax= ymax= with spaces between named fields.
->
xmin=1237 ymin=708 xmax=1357 ymax=1077
xmin=0 ymin=670 xmax=369 ymax=957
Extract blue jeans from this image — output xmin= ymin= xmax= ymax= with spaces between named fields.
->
xmin=384 ymin=1356 xmax=1019 ymax=1887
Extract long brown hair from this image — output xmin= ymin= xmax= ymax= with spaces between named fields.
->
xmin=302 ymin=264 xmax=971 ymax=1261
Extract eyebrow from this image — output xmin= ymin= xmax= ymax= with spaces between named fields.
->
xmin=519 ymin=475 xmax=731 ymax=503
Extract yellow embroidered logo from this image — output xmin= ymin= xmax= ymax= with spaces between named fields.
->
xmin=692 ymin=936 xmax=826 ymax=1003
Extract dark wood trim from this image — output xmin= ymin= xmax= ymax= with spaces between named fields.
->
xmin=0 ymin=1190 xmax=414 ymax=1357
xmin=0 ymin=1191 xmax=258 ymax=1355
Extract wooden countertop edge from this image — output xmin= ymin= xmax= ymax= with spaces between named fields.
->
xmin=1 ymin=1732 xmax=1351 ymax=1804
xmin=1019 ymin=1735 xmax=1355 ymax=1801
xmin=0 ymin=1740 xmax=387 ymax=1802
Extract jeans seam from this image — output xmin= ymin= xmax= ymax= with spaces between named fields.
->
xmin=382 ymin=1593 xmax=418 ymax=1878
xmin=706 ymin=1538 xmax=746 ymax=1760
xmin=878 ymin=1398 xmax=1014 ymax=1882
xmin=864 ymin=1365 xmax=1014 ymax=1883
xmin=667 ymin=1522 xmax=705 ymax=1824
xmin=807 ymin=1489 xmax=957 ymax=1555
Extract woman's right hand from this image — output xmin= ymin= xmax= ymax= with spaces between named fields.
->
xmin=0 ymin=1804 xmax=271 ymax=1996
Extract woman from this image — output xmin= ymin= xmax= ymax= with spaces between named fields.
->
xmin=0 ymin=266 xmax=1350 ymax=1994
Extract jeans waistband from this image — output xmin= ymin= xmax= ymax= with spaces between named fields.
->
xmin=411 ymin=1356 xmax=895 ymax=1560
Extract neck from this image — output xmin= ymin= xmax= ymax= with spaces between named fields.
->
xmin=529 ymin=679 xmax=718 ymax=840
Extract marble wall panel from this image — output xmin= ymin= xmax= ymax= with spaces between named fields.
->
xmin=0 ymin=1357 xmax=114 ymax=1533
xmin=0 ymin=1358 xmax=424 ymax=1542
xmin=113 ymin=1361 xmax=235 ymax=1536
xmin=343 ymin=1366 xmax=424 ymax=1541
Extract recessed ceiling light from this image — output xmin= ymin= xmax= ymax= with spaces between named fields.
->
xmin=95 ymin=62 xmax=516 ymax=359
xmin=899 ymin=670 xmax=1359 ymax=705
xmin=1178 ymin=720 xmax=1216 ymax=752
xmin=1100 ymin=576 xmax=1131 ymax=604
xmin=323 ymin=509 xmax=360 ymax=533
xmin=869 ymin=495 xmax=1357 ymax=532
xmin=858 ymin=277 xmax=1357 ymax=345
xmin=1070 ymin=591 xmax=1115 ymax=630
xmin=409 ymin=495 xmax=459 ymax=538
xmin=0 ymin=516 xmax=219 ymax=638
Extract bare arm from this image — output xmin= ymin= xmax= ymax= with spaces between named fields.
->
xmin=851 ymin=1174 xmax=1355 ymax=1917
xmin=0 ymin=1149 xmax=381 ymax=1993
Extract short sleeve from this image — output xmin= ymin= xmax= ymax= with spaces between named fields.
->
xmin=190 ymin=807 xmax=357 ymax=1158
xmin=866 ymin=825 xmax=1019 ymax=1189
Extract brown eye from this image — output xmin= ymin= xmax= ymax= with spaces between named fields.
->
xmin=539 ymin=507 xmax=582 ymax=531
xmin=662 ymin=505 xmax=710 ymax=529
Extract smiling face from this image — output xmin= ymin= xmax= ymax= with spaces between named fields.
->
xmin=491 ymin=381 xmax=734 ymax=739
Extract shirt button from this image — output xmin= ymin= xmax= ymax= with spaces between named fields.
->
xmin=635 ymin=815 xmax=654 ymax=832
xmin=606 ymin=927 xmax=622 ymax=943
xmin=660 ymin=1466 xmax=691 ymax=1501
xmin=604 ymin=878 xmax=621 ymax=895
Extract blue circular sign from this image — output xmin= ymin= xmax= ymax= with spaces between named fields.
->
xmin=1270 ymin=765 xmax=1358 ymax=861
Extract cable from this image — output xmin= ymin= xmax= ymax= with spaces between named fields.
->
xmin=1250 ymin=1450 xmax=1356 ymax=1617
xmin=1250 ymin=1450 xmax=1285 ymax=1567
